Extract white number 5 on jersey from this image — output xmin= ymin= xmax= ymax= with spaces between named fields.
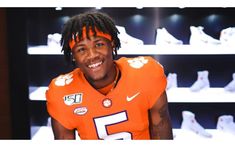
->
xmin=93 ymin=111 xmax=132 ymax=140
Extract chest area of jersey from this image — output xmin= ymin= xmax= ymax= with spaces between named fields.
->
xmin=64 ymin=89 xmax=145 ymax=116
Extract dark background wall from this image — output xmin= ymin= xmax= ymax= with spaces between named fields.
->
xmin=6 ymin=9 xmax=30 ymax=139
xmin=0 ymin=8 xmax=12 ymax=139
xmin=27 ymin=8 xmax=235 ymax=45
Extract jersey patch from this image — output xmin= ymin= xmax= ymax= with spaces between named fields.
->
xmin=102 ymin=98 xmax=112 ymax=108
xmin=74 ymin=107 xmax=88 ymax=115
xmin=127 ymin=56 xmax=148 ymax=69
xmin=64 ymin=93 xmax=83 ymax=106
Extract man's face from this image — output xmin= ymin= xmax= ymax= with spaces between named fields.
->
xmin=72 ymin=35 xmax=114 ymax=82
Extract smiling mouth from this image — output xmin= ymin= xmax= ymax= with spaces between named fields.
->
xmin=88 ymin=61 xmax=103 ymax=69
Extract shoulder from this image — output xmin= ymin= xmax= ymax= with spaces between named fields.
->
xmin=50 ymin=69 xmax=77 ymax=87
xmin=46 ymin=68 xmax=80 ymax=98
xmin=117 ymin=56 xmax=165 ymax=76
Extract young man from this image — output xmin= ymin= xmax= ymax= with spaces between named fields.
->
xmin=46 ymin=11 xmax=173 ymax=140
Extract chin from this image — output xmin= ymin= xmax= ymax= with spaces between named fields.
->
xmin=89 ymin=72 xmax=106 ymax=81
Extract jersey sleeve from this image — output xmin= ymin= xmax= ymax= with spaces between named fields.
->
xmin=146 ymin=57 xmax=167 ymax=109
xmin=46 ymin=79 xmax=75 ymax=130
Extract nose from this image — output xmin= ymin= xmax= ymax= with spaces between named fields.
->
xmin=87 ymin=47 xmax=98 ymax=60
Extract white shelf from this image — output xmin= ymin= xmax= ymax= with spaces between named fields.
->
xmin=29 ymin=86 xmax=235 ymax=103
xmin=31 ymin=126 xmax=235 ymax=141
xmin=173 ymin=128 xmax=235 ymax=141
xmin=119 ymin=45 xmax=235 ymax=55
xmin=27 ymin=45 xmax=235 ymax=55
xmin=167 ymin=87 xmax=235 ymax=103
xmin=29 ymin=86 xmax=48 ymax=101
xmin=27 ymin=45 xmax=63 ymax=55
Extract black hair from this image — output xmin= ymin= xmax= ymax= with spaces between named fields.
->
xmin=61 ymin=11 xmax=121 ymax=65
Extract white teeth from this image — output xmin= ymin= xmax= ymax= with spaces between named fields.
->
xmin=88 ymin=61 xmax=102 ymax=68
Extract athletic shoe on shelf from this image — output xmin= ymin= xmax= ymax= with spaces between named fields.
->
xmin=189 ymin=26 xmax=221 ymax=45
xmin=190 ymin=70 xmax=210 ymax=92
xmin=220 ymin=27 xmax=235 ymax=46
xmin=155 ymin=28 xmax=183 ymax=45
xmin=217 ymin=115 xmax=235 ymax=135
xmin=181 ymin=111 xmax=212 ymax=138
xmin=166 ymin=73 xmax=178 ymax=90
xmin=224 ymin=73 xmax=235 ymax=92
xmin=47 ymin=33 xmax=62 ymax=48
xmin=116 ymin=25 xmax=144 ymax=47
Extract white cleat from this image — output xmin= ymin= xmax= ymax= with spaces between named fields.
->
xmin=189 ymin=26 xmax=221 ymax=45
xmin=166 ymin=73 xmax=178 ymax=90
xmin=116 ymin=25 xmax=144 ymax=47
xmin=217 ymin=115 xmax=235 ymax=135
xmin=220 ymin=27 xmax=235 ymax=46
xmin=190 ymin=70 xmax=210 ymax=92
xmin=155 ymin=28 xmax=183 ymax=45
xmin=224 ymin=73 xmax=235 ymax=92
xmin=47 ymin=33 xmax=62 ymax=48
xmin=181 ymin=111 xmax=212 ymax=138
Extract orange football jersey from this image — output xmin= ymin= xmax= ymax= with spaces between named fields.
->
xmin=46 ymin=56 xmax=166 ymax=140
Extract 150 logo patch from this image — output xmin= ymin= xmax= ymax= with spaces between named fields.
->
xmin=63 ymin=93 xmax=83 ymax=106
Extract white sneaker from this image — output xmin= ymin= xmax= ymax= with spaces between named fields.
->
xmin=155 ymin=28 xmax=183 ymax=45
xmin=190 ymin=70 xmax=210 ymax=92
xmin=116 ymin=25 xmax=144 ymax=47
xmin=224 ymin=73 xmax=235 ymax=92
xmin=189 ymin=26 xmax=221 ymax=45
xmin=217 ymin=115 xmax=235 ymax=135
xmin=167 ymin=73 xmax=178 ymax=90
xmin=47 ymin=33 xmax=62 ymax=47
xmin=220 ymin=27 xmax=235 ymax=46
xmin=181 ymin=111 xmax=212 ymax=138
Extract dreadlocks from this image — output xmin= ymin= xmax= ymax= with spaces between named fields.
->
xmin=61 ymin=11 xmax=121 ymax=65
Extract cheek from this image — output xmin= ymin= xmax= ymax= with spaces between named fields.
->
xmin=103 ymin=47 xmax=113 ymax=59
xmin=73 ymin=56 xmax=84 ymax=66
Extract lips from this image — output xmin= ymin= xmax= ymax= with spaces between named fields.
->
xmin=87 ymin=60 xmax=104 ymax=73
xmin=88 ymin=61 xmax=103 ymax=68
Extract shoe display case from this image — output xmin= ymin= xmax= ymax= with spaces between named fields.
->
xmin=26 ymin=8 xmax=235 ymax=140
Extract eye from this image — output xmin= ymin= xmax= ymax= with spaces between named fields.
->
xmin=95 ymin=42 xmax=105 ymax=48
xmin=74 ymin=47 xmax=86 ymax=54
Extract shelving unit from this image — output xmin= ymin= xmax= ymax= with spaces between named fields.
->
xmin=31 ymin=126 xmax=235 ymax=141
xmin=28 ymin=44 xmax=235 ymax=55
xmin=28 ymin=44 xmax=235 ymax=104
xmin=29 ymin=86 xmax=235 ymax=103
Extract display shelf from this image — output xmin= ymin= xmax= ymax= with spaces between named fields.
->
xmin=31 ymin=126 xmax=235 ymax=141
xmin=27 ymin=45 xmax=235 ymax=55
xmin=27 ymin=45 xmax=63 ymax=55
xmin=167 ymin=87 xmax=235 ymax=103
xmin=29 ymin=86 xmax=48 ymax=101
xmin=29 ymin=86 xmax=235 ymax=103
xmin=172 ymin=128 xmax=235 ymax=141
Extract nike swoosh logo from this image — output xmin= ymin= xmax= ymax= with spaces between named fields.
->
xmin=126 ymin=92 xmax=140 ymax=102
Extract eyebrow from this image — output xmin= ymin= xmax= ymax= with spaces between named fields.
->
xmin=93 ymin=37 xmax=104 ymax=42
xmin=75 ymin=37 xmax=104 ymax=47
